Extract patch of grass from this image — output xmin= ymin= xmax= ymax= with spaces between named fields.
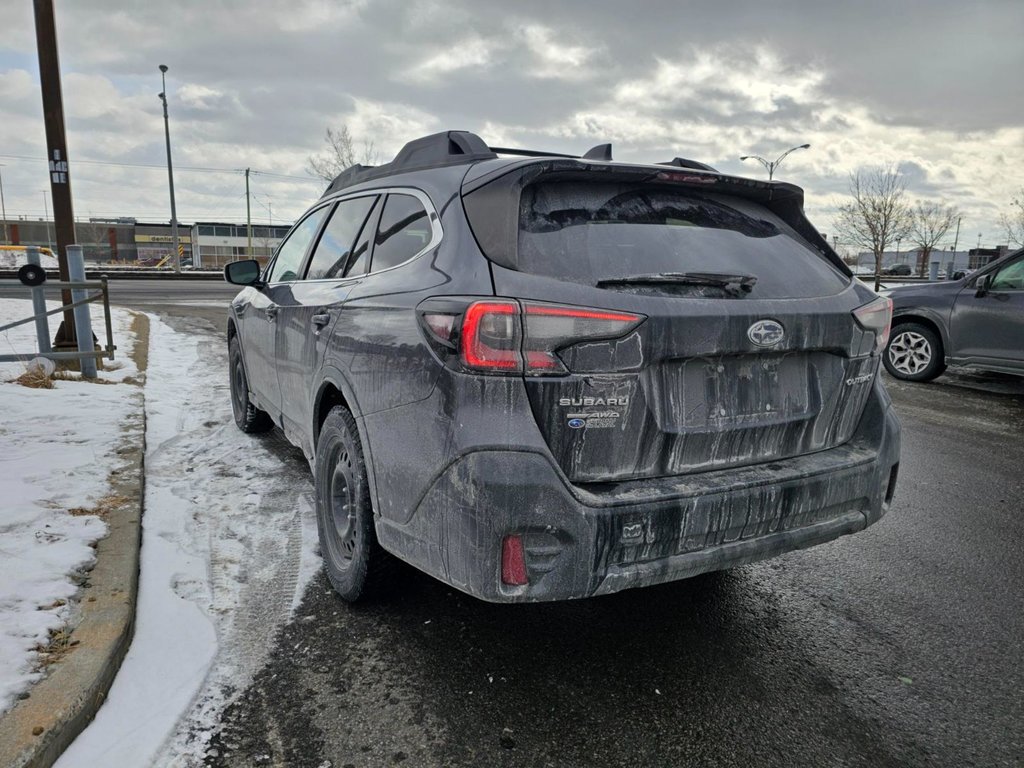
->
xmin=35 ymin=626 xmax=80 ymax=668
xmin=12 ymin=367 xmax=54 ymax=389
xmin=67 ymin=493 xmax=131 ymax=518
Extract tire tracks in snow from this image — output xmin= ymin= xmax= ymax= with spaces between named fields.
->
xmin=140 ymin=315 xmax=318 ymax=766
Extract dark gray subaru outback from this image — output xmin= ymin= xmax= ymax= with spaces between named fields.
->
xmin=224 ymin=131 xmax=901 ymax=603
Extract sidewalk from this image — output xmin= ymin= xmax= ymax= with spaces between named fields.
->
xmin=0 ymin=301 xmax=148 ymax=768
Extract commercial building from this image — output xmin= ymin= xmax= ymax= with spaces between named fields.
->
xmin=135 ymin=223 xmax=193 ymax=266
xmin=0 ymin=217 xmax=292 ymax=268
xmin=190 ymin=222 xmax=290 ymax=269
xmin=0 ymin=217 xmax=137 ymax=262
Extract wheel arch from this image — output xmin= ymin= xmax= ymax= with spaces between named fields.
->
xmin=313 ymin=368 xmax=384 ymax=531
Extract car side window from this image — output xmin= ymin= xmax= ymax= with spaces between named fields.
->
xmin=268 ymin=207 xmax=328 ymax=283
xmin=305 ymin=196 xmax=377 ymax=280
xmin=370 ymin=194 xmax=431 ymax=273
xmin=989 ymin=258 xmax=1024 ymax=292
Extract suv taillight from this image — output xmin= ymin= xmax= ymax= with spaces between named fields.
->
xmin=424 ymin=299 xmax=644 ymax=375
xmin=461 ymin=301 xmax=522 ymax=371
xmin=853 ymin=296 xmax=893 ymax=353
xmin=521 ymin=304 xmax=642 ymax=374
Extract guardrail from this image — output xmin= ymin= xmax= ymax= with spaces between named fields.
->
xmin=0 ymin=245 xmax=115 ymax=378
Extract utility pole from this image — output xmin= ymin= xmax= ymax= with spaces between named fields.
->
xmin=245 ymin=168 xmax=252 ymax=258
xmin=952 ymin=216 xmax=961 ymax=254
xmin=33 ymin=0 xmax=77 ymax=343
xmin=158 ymin=65 xmax=181 ymax=273
xmin=0 ymin=165 xmax=8 ymax=245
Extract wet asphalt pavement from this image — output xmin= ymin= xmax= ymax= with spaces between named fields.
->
xmin=9 ymin=279 xmax=1020 ymax=767
xmin=204 ymin=367 xmax=1024 ymax=768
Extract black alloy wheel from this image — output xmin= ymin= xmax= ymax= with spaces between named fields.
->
xmin=315 ymin=406 xmax=396 ymax=601
xmin=229 ymin=337 xmax=273 ymax=433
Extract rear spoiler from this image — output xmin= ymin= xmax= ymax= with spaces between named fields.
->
xmin=461 ymin=158 xmax=847 ymax=276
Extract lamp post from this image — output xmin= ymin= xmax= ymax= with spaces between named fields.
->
xmin=158 ymin=64 xmax=181 ymax=273
xmin=0 ymin=165 xmax=7 ymax=245
xmin=739 ymin=144 xmax=811 ymax=180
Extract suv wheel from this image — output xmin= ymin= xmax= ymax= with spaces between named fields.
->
xmin=229 ymin=337 xmax=273 ymax=433
xmin=315 ymin=406 xmax=396 ymax=601
xmin=884 ymin=323 xmax=946 ymax=381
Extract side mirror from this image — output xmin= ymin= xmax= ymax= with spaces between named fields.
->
xmin=974 ymin=273 xmax=991 ymax=297
xmin=224 ymin=259 xmax=263 ymax=287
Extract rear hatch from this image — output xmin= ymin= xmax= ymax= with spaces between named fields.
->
xmin=462 ymin=163 xmax=883 ymax=484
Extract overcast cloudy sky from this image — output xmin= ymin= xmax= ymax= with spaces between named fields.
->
xmin=1 ymin=0 xmax=1021 ymax=249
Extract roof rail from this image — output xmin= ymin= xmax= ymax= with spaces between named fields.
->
xmin=490 ymin=147 xmax=579 ymax=159
xmin=323 ymin=130 xmax=497 ymax=196
xmin=490 ymin=143 xmax=614 ymax=161
xmin=659 ymin=157 xmax=718 ymax=173
xmin=321 ymin=129 xmax=717 ymax=198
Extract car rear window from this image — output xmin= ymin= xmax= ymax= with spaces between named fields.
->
xmin=517 ymin=182 xmax=847 ymax=299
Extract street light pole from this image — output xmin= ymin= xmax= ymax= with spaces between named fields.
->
xmin=0 ymin=165 xmax=7 ymax=245
xmin=739 ymin=144 xmax=811 ymax=180
xmin=158 ymin=64 xmax=181 ymax=273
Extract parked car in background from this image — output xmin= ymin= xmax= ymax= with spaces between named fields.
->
xmin=883 ymin=248 xmax=1024 ymax=381
xmin=882 ymin=263 xmax=912 ymax=276
xmin=223 ymin=130 xmax=900 ymax=604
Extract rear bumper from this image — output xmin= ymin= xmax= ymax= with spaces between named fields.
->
xmin=377 ymin=386 xmax=901 ymax=603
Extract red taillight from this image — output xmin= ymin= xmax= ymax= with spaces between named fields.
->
xmin=853 ymin=296 xmax=893 ymax=353
xmin=501 ymin=535 xmax=528 ymax=586
xmin=460 ymin=301 xmax=522 ymax=372
xmin=523 ymin=303 xmax=642 ymax=374
xmin=454 ymin=299 xmax=644 ymax=374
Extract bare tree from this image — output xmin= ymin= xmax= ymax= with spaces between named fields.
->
xmin=999 ymin=188 xmax=1024 ymax=247
xmin=307 ymin=125 xmax=380 ymax=183
xmin=833 ymin=164 xmax=912 ymax=290
xmin=909 ymin=201 xmax=959 ymax=277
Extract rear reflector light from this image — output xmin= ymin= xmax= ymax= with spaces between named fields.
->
xmin=853 ymin=296 xmax=893 ymax=353
xmin=458 ymin=300 xmax=643 ymax=375
xmin=422 ymin=312 xmax=456 ymax=342
xmin=501 ymin=535 xmax=529 ymax=586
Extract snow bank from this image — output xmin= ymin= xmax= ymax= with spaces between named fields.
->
xmin=0 ymin=299 xmax=141 ymax=715
xmin=56 ymin=314 xmax=319 ymax=767
xmin=0 ymin=250 xmax=60 ymax=270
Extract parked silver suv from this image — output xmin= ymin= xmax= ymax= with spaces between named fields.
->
xmin=884 ymin=248 xmax=1024 ymax=381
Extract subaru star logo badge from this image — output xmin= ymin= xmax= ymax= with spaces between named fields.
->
xmin=747 ymin=319 xmax=785 ymax=347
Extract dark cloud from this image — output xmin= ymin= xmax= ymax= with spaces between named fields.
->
xmin=0 ymin=0 xmax=1019 ymax=240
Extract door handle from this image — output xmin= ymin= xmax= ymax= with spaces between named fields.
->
xmin=312 ymin=313 xmax=331 ymax=328
xmin=266 ymin=305 xmax=278 ymax=321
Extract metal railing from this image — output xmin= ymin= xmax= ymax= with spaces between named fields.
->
xmin=0 ymin=245 xmax=115 ymax=378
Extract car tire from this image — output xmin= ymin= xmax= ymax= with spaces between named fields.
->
xmin=883 ymin=323 xmax=946 ymax=382
xmin=229 ymin=336 xmax=273 ymax=433
xmin=315 ymin=406 xmax=396 ymax=602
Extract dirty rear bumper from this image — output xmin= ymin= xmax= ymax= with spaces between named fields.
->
xmin=377 ymin=387 xmax=900 ymax=603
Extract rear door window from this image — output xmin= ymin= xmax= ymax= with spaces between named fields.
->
xmin=517 ymin=182 xmax=847 ymax=299
xmin=304 ymin=196 xmax=378 ymax=280
xmin=370 ymin=194 xmax=431 ymax=273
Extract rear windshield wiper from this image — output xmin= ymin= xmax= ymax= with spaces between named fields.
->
xmin=597 ymin=272 xmax=757 ymax=293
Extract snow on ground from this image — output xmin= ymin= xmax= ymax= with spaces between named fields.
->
xmin=0 ymin=298 xmax=141 ymax=715
xmin=56 ymin=313 xmax=320 ymax=768
xmin=0 ymin=250 xmax=60 ymax=271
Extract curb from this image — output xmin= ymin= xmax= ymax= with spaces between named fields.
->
xmin=0 ymin=314 xmax=150 ymax=768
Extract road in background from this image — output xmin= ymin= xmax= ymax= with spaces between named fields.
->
xmin=5 ymin=279 xmax=1021 ymax=767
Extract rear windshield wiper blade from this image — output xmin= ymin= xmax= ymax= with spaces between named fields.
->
xmin=597 ymin=272 xmax=758 ymax=292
